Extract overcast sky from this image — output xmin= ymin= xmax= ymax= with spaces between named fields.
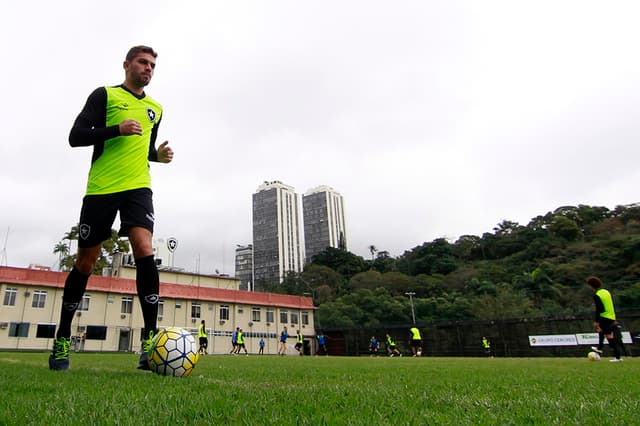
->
xmin=1 ymin=1 xmax=639 ymax=275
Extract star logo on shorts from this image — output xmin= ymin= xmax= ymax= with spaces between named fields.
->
xmin=145 ymin=294 xmax=159 ymax=304
xmin=79 ymin=224 xmax=91 ymax=240
xmin=147 ymin=108 xmax=156 ymax=122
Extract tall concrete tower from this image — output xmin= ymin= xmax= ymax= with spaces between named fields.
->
xmin=234 ymin=244 xmax=253 ymax=291
xmin=252 ymin=181 xmax=304 ymax=290
xmin=302 ymin=185 xmax=347 ymax=262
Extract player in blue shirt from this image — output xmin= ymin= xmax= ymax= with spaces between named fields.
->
xmin=369 ymin=336 xmax=379 ymax=356
xmin=278 ymin=326 xmax=289 ymax=356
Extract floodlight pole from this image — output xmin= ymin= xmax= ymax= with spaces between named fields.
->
xmin=300 ymin=277 xmax=320 ymax=329
xmin=405 ymin=291 xmax=416 ymax=324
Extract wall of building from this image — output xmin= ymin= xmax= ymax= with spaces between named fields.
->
xmin=0 ymin=267 xmax=315 ymax=354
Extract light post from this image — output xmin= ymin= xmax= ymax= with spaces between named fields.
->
xmin=300 ymin=277 xmax=320 ymax=329
xmin=405 ymin=291 xmax=416 ymax=324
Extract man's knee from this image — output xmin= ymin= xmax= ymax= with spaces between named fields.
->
xmin=75 ymin=246 xmax=101 ymax=274
xmin=129 ymin=227 xmax=154 ymax=258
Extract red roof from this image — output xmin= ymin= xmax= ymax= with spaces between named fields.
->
xmin=0 ymin=266 xmax=314 ymax=310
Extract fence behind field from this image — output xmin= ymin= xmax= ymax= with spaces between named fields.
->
xmin=320 ymin=312 xmax=640 ymax=357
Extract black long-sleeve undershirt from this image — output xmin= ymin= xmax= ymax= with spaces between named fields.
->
xmin=68 ymin=85 xmax=161 ymax=163
xmin=593 ymin=293 xmax=605 ymax=322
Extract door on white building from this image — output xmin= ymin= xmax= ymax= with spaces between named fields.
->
xmin=118 ymin=328 xmax=131 ymax=352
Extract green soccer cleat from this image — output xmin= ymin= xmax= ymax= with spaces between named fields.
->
xmin=137 ymin=331 xmax=155 ymax=371
xmin=48 ymin=337 xmax=71 ymax=371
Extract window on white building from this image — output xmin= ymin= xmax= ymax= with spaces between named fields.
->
xmin=9 ymin=322 xmax=29 ymax=337
xmin=191 ymin=302 xmax=201 ymax=319
xmin=32 ymin=290 xmax=47 ymax=309
xmin=78 ymin=295 xmax=91 ymax=311
xmin=252 ymin=307 xmax=261 ymax=322
xmin=220 ymin=305 xmax=229 ymax=321
xmin=121 ymin=297 xmax=133 ymax=314
xmin=3 ymin=288 xmax=17 ymax=306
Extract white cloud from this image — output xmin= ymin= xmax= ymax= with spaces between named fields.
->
xmin=1 ymin=1 xmax=639 ymax=272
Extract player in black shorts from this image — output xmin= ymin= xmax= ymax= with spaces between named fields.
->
xmin=49 ymin=45 xmax=174 ymax=371
xmin=587 ymin=276 xmax=624 ymax=362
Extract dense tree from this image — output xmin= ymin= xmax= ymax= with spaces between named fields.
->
xmin=467 ymin=285 xmax=539 ymax=320
xmin=372 ymin=250 xmax=397 ymax=273
xmin=196 ymin=204 xmax=640 ymax=326
xmin=53 ymin=226 xmax=129 ymax=274
xmin=310 ymin=247 xmax=368 ymax=280
xmin=548 ymin=216 xmax=582 ymax=241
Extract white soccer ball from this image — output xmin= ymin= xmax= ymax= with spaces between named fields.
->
xmin=148 ymin=327 xmax=200 ymax=377
xmin=587 ymin=351 xmax=601 ymax=361
xmin=416 ymin=349 xmax=422 ymax=357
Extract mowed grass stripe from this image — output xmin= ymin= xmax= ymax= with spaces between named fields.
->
xmin=0 ymin=353 xmax=638 ymax=425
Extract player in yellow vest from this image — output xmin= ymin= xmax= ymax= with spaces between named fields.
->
xmin=49 ymin=46 xmax=174 ymax=371
xmin=482 ymin=337 xmax=491 ymax=357
xmin=385 ymin=334 xmax=401 ymax=357
xmin=237 ymin=328 xmax=249 ymax=356
xmin=295 ymin=330 xmax=304 ymax=356
xmin=198 ymin=320 xmax=208 ymax=355
xmin=587 ymin=276 xmax=623 ymax=362
xmin=409 ymin=327 xmax=422 ymax=357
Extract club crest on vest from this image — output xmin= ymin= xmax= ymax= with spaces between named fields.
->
xmin=147 ymin=108 xmax=156 ymax=122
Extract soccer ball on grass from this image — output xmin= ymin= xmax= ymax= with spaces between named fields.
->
xmin=148 ymin=327 xmax=199 ymax=377
xmin=587 ymin=351 xmax=601 ymax=361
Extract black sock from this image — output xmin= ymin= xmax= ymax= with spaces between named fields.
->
xmin=607 ymin=337 xmax=621 ymax=359
xmin=135 ymin=255 xmax=159 ymax=339
xmin=56 ymin=267 xmax=90 ymax=339
xmin=597 ymin=332 xmax=604 ymax=350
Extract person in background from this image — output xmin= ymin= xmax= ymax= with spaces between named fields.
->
xmin=587 ymin=276 xmax=624 ymax=362
xmin=236 ymin=328 xmax=249 ymax=356
xmin=482 ymin=336 xmax=492 ymax=357
xmin=409 ymin=326 xmax=422 ymax=357
xmin=278 ymin=326 xmax=289 ymax=356
xmin=386 ymin=333 xmax=401 ymax=357
xmin=230 ymin=327 xmax=240 ymax=354
xmin=295 ymin=330 xmax=304 ymax=356
xmin=316 ymin=332 xmax=328 ymax=356
xmin=258 ymin=338 xmax=265 ymax=355
xmin=198 ymin=320 xmax=208 ymax=355
xmin=369 ymin=336 xmax=379 ymax=356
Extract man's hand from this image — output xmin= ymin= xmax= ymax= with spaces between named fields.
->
xmin=119 ymin=119 xmax=143 ymax=136
xmin=157 ymin=141 xmax=174 ymax=163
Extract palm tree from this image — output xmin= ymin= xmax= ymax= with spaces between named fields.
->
xmin=368 ymin=245 xmax=377 ymax=269
xmin=53 ymin=242 xmax=69 ymax=271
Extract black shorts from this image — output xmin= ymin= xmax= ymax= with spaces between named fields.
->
xmin=199 ymin=337 xmax=208 ymax=346
xmin=411 ymin=339 xmax=422 ymax=348
xmin=598 ymin=317 xmax=616 ymax=335
xmin=78 ymin=188 xmax=154 ymax=248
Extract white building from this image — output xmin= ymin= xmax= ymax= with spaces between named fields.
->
xmin=0 ymin=266 xmax=315 ymax=354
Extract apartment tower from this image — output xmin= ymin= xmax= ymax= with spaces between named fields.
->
xmin=234 ymin=244 xmax=254 ymax=291
xmin=252 ymin=181 xmax=304 ymax=291
xmin=302 ymin=185 xmax=347 ymax=262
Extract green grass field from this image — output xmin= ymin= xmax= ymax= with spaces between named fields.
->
xmin=0 ymin=352 xmax=638 ymax=425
